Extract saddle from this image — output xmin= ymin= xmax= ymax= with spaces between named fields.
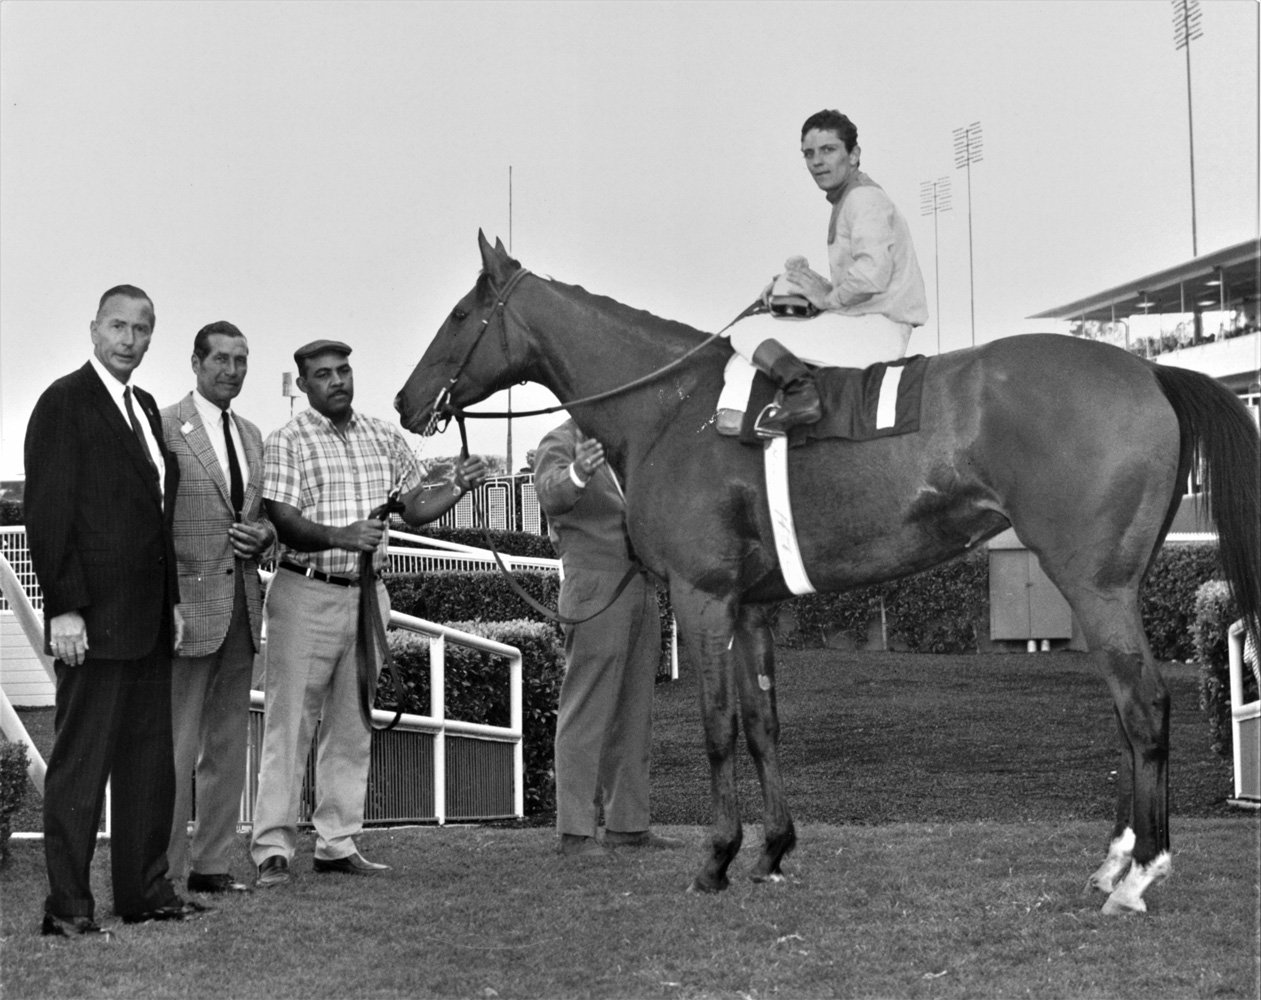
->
xmin=737 ymin=355 xmax=930 ymax=447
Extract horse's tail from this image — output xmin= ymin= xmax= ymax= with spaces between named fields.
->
xmin=1151 ymin=363 xmax=1260 ymax=647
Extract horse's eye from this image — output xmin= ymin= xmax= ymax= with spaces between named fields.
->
xmin=452 ymin=308 xmax=467 ymax=322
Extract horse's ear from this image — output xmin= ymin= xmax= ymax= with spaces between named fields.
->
xmin=494 ymin=237 xmax=507 ymax=254
xmin=478 ymin=230 xmax=513 ymax=287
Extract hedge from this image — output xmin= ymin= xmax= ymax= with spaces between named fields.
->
xmin=1191 ymin=580 xmax=1257 ymax=759
xmin=383 ymin=620 xmax=564 ymax=817
xmin=392 ymin=525 xmax=557 ymax=560
xmin=1141 ymin=543 xmax=1224 ymax=663
xmin=0 ymin=738 xmax=29 ymax=865
xmin=384 ymin=570 xmax=675 ymax=680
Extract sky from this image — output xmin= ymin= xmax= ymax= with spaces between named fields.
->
xmin=2 ymin=0 xmax=1257 ymax=478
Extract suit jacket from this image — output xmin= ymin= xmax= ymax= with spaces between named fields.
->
xmin=161 ymin=393 xmax=269 ymax=658
xmin=24 ymin=362 xmax=180 ymax=660
xmin=534 ymin=419 xmax=635 ymax=575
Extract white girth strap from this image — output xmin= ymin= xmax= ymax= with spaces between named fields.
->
xmin=764 ymin=436 xmax=816 ymax=595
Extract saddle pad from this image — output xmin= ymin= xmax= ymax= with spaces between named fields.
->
xmin=739 ymin=354 xmax=929 ymax=447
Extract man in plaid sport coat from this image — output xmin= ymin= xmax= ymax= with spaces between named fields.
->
xmin=161 ymin=321 xmax=273 ymax=895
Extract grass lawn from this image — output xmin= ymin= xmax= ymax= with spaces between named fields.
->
xmin=3 ymin=650 xmax=1258 ymax=999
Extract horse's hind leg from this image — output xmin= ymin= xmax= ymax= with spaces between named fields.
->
xmin=1066 ymin=592 xmax=1172 ymax=914
xmin=1084 ymin=709 xmax=1137 ymax=895
xmin=733 ymin=603 xmax=796 ymax=883
xmin=672 ymin=584 xmax=743 ymax=893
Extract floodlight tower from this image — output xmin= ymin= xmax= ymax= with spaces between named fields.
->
xmin=953 ymin=122 xmax=983 ymax=347
xmin=1172 ymin=0 xmax=1203 ymax=256
xmin=505 ymin=165 xmax=514 ymax=474
xmin=919 ymin=176 xmax=952 ymax=355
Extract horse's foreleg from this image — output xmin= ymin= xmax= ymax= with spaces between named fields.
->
xmin=675 ymin=589 xmax=742 ymax=893
xmin=733 ymin=604 xmax=796 ymax=883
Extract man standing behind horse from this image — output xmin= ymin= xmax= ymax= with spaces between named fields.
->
xmin=534 ymin=419 xmax=681 ymax=857
xmin=250 ymin=339 xmax=485 ymax=887
xmin=162 ymin=321 xmax=273 ymax=896
xmin=718 ymin=109 xmax=928 ymax=436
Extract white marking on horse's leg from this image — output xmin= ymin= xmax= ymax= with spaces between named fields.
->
xmin=1086 ymin=827 xmax=1135 ymax=895
xmin=1100 ymin=850 xmax=1172 ymax=915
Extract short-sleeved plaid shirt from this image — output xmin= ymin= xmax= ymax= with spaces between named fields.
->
xmin=263 ymin=407 xmax=424 ymax=576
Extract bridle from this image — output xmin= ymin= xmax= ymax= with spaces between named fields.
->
xmin=421 ymin=267 xmax=762 ymax=437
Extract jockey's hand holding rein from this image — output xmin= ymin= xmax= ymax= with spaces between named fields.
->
xmin=571 ymin=437 xmax=605 ymax=487
xmin=778 ymin=265 xmax=834 ymax=310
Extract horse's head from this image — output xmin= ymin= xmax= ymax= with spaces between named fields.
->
xmin=395 ymin=231 xmax=531 ymax=437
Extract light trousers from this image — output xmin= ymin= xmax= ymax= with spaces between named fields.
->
xmin=718 ymin=312 xmax=913 ymax=413
xmin=249 ymin=570 xmax=388 ymax=865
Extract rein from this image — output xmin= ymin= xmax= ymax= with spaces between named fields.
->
xmin=430 ymin=270 xmax=765 ymax=426
xmin=357 ymin=492 xmax=407 ymax=731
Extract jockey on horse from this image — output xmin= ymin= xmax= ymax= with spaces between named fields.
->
xmin=717 ymin=109 xmax=929 ymax=437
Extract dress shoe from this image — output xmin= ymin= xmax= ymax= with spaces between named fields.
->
xmin=604 ymin=829 xmax=686 ymax=850
xmin=557 ymin=834 xmax=609 ymax=858
xmin=120 ymin=897 xmax=212 ymax=925
xmin=255 ymin=855 xmax=292 ymax=888
xmin=188 ymin=871 xmax=251 ymax=894
xmin=41 ymin=913 xmax=113 ymax=941
xmin=313 ymin=851 xmax=390 ymax=875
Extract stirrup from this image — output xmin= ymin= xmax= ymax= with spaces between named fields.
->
xmin=753 ymin=402 xmax=789 ymax=439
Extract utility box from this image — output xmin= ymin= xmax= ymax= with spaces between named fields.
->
xmin=988 ymin=529 xmax=1073 ymax=645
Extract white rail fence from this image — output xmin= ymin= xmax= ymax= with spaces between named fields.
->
xmin=1 ymin=545 xmax=525 ymax=832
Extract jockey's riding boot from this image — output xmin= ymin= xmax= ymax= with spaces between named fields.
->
xmin=751 ymin=339 xmax=822 ymax=437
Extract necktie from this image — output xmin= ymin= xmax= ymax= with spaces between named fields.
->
xmin=123 ymin=386 xmax=158 ymax=477
xmin=222 ymin=410 xmax=245 ymax=517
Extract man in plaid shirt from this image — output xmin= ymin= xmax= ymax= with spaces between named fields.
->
xmin=250 ymin=339 xmax=484 ymax=887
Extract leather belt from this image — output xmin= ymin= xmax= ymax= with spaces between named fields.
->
xmin=279 ymin=560 xmax=374 ymax=587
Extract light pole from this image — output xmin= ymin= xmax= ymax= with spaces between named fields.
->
xmin=1172 ymin=0 xmax=1203 ymax=257
xmin=953 ymin=122 xmax=983 ymax=347
xmin=505 ymin=165 xmax=514 ymax=474
xmin=919 ymin=176 xmax=952 ymax=355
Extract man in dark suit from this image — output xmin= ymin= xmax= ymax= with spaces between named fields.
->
xmin=162 ymin=321 xmax=272 ymax=895
xmin=24 ymin=284 xmax=206 ymax=938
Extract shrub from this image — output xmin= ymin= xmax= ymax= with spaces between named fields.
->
xmin=786 ymin=549 xmax=989 ymax=653
xmin=0 ymin=738 xmax=29 ymax=864
xmin=385 ymin=570 xmax=674 ymax=680
xmin=383 ymin=620 xmax=564 ymax=818
xmin=1192 ymin=579 xmax=1253 ymax=759
xmin=0 ymin=499 xmax=22 ymax=526
xmin=1143 ymin=543 xmax=1223 ymax=662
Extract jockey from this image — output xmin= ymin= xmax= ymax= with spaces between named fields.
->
xmin=718 ymin=109 xmax=928 ymax=436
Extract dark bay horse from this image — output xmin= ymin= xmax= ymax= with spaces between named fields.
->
xmin=396 ymin=234 xmax=1260 ymax=915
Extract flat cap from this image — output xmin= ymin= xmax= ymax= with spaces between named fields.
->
xmin=293 ymin=339 xmax=352 ymax=368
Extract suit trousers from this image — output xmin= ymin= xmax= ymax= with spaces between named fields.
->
xmin=43 ymin=635 xmax=178 ymax=919
xmin=168 ymin=570 xmax=255 ymax=880
xmin=554 ymin=570 xmax=659 ymax=837
xmin=249 ymin=571 xmax=388 ymax=866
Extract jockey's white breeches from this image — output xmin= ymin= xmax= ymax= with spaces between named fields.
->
xmin=717 ymin=312 xmax=914 ymax=413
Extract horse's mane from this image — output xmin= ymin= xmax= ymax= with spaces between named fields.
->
xmin=479 ymin=266 xmax=715 ymax=348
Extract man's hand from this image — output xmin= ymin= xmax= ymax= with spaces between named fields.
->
xmin=453 ymin=457 xmax=487 ymax=493
xmin=778 ymin=266 xmax=833 ymax=309
xmin=173 ymin=606 xmax=185 ymax=654
xmin=332 ymin=519 xmax=385 ymax=552
xmin=229 ymin=519 xmax=274 ymax=560
xmin=573 ymin=438 xmax=606 ymax=479
xmin=49 ymin=611 xmax=89 ymax=667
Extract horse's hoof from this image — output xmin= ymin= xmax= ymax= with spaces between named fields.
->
xmin=688 ymin=875 xmax=729 ymax=894
xmin=750 ymin=871 xmax=785 ymax=885
xmin=1084 ymin=874 xmax=1116 ymax=896
xmin=1101 ymin=893 xmax=1146 ymax=916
